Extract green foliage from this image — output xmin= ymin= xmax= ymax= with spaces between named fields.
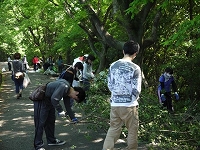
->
xmin=77 ymin=71 xmax=200 ymax=149
xmin=127 ymin=0 xmax=152 ymax=18
xmin=78 ymin=70 xmax=110 ymax=131
xmin=1 ymin=1 xmax=200 ymax=148
xmin=139 ymin=91 xmax=200 ymax=149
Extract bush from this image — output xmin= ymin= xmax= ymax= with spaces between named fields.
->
xmin=77 ymin=70 xmax=200 ymax=149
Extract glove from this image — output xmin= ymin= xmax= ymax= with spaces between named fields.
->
xmin=174 ymin=92 xmax=179 ymax=100
xmin=72 ymin=118 xmax=78 ymax=123
xmin=160 ymin=94 xmax=166 ymax=102
xmin=58 ymin=111 xmax=66 ymax=117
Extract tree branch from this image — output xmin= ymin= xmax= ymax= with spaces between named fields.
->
xmin=143 ymin=10 xmax=162 ymax=49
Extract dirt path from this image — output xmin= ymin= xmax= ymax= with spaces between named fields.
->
xmin=0 ymin=62 xmax=147 ymax=150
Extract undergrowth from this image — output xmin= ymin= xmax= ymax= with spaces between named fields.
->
xmin=78 ymin=70 xmax=200 ymax=150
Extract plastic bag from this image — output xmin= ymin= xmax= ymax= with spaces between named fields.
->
xmin=23 ymin=73 xmax=31 ymax=88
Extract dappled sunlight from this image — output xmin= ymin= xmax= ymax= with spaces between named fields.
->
xmin=92 ymin=137 xmax=104 ymax=143
xmin=0 ymin=120 xmax=6 ymax=127
xmin=0 ymin=70 xmax=109 ymax=150
xmin=0 ymin=130 xmax=32 ymax=138
xmin=58 ymin=132 xmax=69 ymax=136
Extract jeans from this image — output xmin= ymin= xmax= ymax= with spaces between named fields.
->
xmin=103 ymin=106 xmax=139 ymax=150
xmin=13 ymin=77 xmax=24 ymax=94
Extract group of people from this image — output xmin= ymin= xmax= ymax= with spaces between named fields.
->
xmin=33 ymin=54 xmax=96 ymax=150
xmin=32 ymin=42 xmax=143 ymax=150
xmin=8 ymin=41 xmax=179 ymax=150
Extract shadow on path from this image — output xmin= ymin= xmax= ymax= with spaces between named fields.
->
xmin=0 ymin=64 xmax=147 ymax=150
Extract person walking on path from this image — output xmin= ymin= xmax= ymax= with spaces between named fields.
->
xmin=33 ymin=79 xmax=86 ymax=150
xmin=103 ymin=40 xmax=142 ymax=150
xmin=11 ymin=52 xmax=25 ymax=99
xmin=157 ymin=67 xmax=179 ymax=113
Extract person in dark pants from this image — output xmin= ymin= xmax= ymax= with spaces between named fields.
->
xmin=33 ymin=79 xmax=86 ymax=150
xmin=11 ymin=53 xmax=25 ymax=99
xmin=157 ymin=67 xmax=179 ymax=112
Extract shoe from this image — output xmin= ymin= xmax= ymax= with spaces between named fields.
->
xmin=37 ymin=148 xmax=45 ymax=150
xmin=48 ymin=139 xmax=66 ymax=146
xmin=19 ymin=93 xmax=22 ymax=97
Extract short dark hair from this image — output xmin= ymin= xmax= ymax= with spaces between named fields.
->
xmin=87 ymin=54 xmax=95 ymax=61
xmin=13 ymin=53 xmax=21 ymax=59
xmin=123 ymin=40 xmax=140 ymax=55
xmin=165 ymin=67 xmax=173 ymax=74
xmin=74 ymin=62 xmax=83 ymax=71
xmin=73 ymin=87 xmax=86 ymax=103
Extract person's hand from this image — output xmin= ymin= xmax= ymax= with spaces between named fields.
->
xmin=71 ymin=118 xmax=79 ymax=123
xmin=174 ymin=92 xmax=179 ymax=100
xmin=58 ymin=111 xmax=66 ymax=117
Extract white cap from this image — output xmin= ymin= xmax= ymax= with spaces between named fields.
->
xmin=84 ymin=54 xmax=89 ymax=57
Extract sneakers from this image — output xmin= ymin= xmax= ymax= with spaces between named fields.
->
xmin=48 ymin=139 xmax=66 ymax=146
xmin=37 ymin=148 xmax=45 ymax=150
xmin=16 ymin=93 xmax=22 ymax=99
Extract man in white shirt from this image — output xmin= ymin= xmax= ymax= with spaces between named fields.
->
xmin=103 ymin=40 xmax=142 ymax=150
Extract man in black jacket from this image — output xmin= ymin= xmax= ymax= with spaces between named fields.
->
xmin=33 ymin=79 xmax=85 ymax=150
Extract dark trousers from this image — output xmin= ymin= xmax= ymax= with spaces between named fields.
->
xmin=82 ymin=78 xmax=90 ymax=91
xmin=8 ymin=62 xmax=11 ymax=71
xmin=34 ymin=100 xmax=56 ymax=150
xmin=33 ymin=63 xmax=38 ymax=71
xmin=163 ymin=92 xmax=173 ymax=111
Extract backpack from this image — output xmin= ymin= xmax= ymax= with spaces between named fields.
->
xmin=29 ymin=84 xmax=47 ymax=101
xmin=59 ymin=70 xmax=67 ymax=79
xmin=58 ymin=67 xmax=74 ymax=79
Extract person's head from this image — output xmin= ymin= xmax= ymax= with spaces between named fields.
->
xmin=123 ymin=40 xmax=140 ymax=57
xmin=86 ymin=54 xmax=95 ymax=64
xmin=74 ymin=62 xmax=83 ymax=71
xmin=58 ymin=55 xmax=62 ymax=60
xmin=13 ymin=53 xmax=21 ymax=59
xmin=165 ymin=67 xmax=173 ymax=75
xmin=68 ymin=87 xmax=86 ymax=103
xmin=83 ymin=54 xmax=89 ymax=61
